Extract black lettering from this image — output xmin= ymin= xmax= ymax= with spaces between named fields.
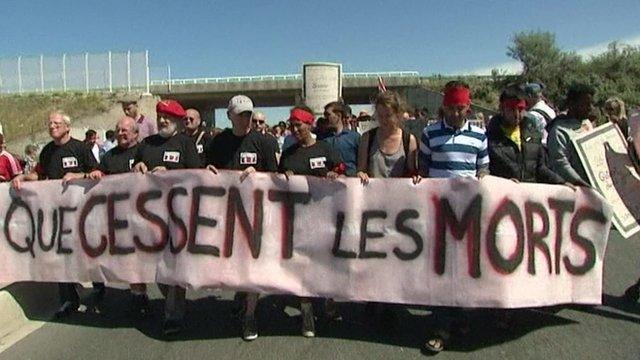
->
xmin=393 ymin=209 xmax=423 ymax=260
xmin=134 ymin=190 xmax=168 ymax=252
xmin=57 ymin=206 xmax=77 ymax=254
xmin=37 ymin=209 xmax=58 ymax=252
xmin=563 ymin=207 xmax=605 ymax=275
xmin=486 ymin=199 xmax=525 ymax=274
xmin=525 ymin=201 xmax=552 ymax=275
xmin=108 ymin=192 xmax=133 ymax=255
xmin=548 ymin=199 xmax=575 ymax=274
xmin=168 ymin=187 xmax=188 ymax=254
xmin=331 ymin=211 xmax=356 ymax=258
xmin=433 ymin=195 xmax=482 ymax=278
xmin=78 ymin=195 xmax=107 ymax=258
xmin=268 ymin=190 xmax=311 ymax=259
xmin=224 ymin=187 xmax=262 ymax=258
xmin=189 ymin=186 xmax=225 ymax=256
xmin=4 ymin=197 xmax=35 ymax=257
xmin=358 ymin=210 xmax=387 ymax=259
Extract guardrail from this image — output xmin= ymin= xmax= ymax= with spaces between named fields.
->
xmin=149 ymin=71 xmax=420 ymax=86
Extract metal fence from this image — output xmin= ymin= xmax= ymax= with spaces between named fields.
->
xmin=0 ymin=50 xmax=150 ymax=94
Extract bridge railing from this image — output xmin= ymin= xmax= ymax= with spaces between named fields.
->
xmin=149 ymin=71 xmax=420 ymax=86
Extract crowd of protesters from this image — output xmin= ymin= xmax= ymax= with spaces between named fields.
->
xmin=0 ymin=79 xmax=638 ymax=354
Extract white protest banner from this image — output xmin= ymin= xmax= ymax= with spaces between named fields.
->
xmin=302 ymin=62 xmax=342 ymax=115
xmin=573 ymin=123 xmax=640 ymax=239
xmin=0 ymin=171 xmax=611 ymax=308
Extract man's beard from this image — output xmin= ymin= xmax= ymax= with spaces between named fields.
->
xmin=159 ymin=122 xmax=177 ymax=138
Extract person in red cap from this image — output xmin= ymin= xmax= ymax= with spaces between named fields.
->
xmin=132 ymin=99 xmax=200 ymax=336
xmin=278 ymin=105 xmax=343 ymax=338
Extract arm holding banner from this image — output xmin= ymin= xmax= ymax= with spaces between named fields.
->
xmin=535 ymin=146 xmax=565 ymax=184
xmin=547 ymin=126 xmax=589 ymax=186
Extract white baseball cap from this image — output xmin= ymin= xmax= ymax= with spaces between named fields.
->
xmin=228 ymin=95 xmax=254 ymax=115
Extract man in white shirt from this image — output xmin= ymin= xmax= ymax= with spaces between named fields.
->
xmin=524 ymin=82 xmax=556 ymax=145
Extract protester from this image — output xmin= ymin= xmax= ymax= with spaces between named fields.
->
xmin=418 ymin=81 xmax=489 ymax=354
xmin=84 ymin=129 xmax=104 ymax=163
xmin=97 ymin=116 xmax=150 ymax=316
xmin=321 ymin=102 xmax=361 ymax=176
xmin=11 ymin=110 xmax=104 ymax=318
xmin=251 ymin=110 xmax=280 ymax=155
xmin=122 ymin=99 xmax=157 ymax=140
xmin=524 ymin=82 xmax=556 ymax=144
xmin=0 ymin=133 xmax=23 ymax=181
xmin=419 ymin=81 xmax=489 ymax=179
xmin=487 ymin=85 xmax=568 ymax=185
xmin=547 ymin=84 xmax=595 ymax=187
xmin=101 ymin=129 xmax=117 ymax=154
xmin=205 ymin=94 xmax=278 ymax=341
xmin=278 ymin=105 xmax=344 ymax=337
xmin=23 ymin=144 xmax=38 ymax=175
xmin=357 ymin=91 xmax=418 ymax=183
xmin=183 ymin=108 xmax=213 ymax=166
xmin=132 ymin=99 xmax=200 ymax=335
xmin=603 ymin=97 xmax=629 ymax=139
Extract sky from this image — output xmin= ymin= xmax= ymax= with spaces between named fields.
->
xmin=2 ymin=0 xmax=640 ymax=127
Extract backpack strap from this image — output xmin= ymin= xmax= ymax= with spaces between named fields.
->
xmin=530 ymin=108 xmax=552 ymax=123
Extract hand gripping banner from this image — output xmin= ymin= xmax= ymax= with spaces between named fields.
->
xmin=0 ymin=171 xmax=612 ymax=308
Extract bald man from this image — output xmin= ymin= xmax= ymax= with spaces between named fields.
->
xmin=251 ymin=110 xmax=280 ymax=155
xmin=183 ymin=108 xmax=212 ymax=166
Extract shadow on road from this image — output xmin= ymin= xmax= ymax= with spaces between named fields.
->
xmin=5 ymin=284 xmax=596 ymax=353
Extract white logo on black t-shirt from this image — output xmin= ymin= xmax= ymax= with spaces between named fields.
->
xmin=240 ymin=152 xmax=257 ymax=165
xmin=309 ymin=157 xmax=327 ymax=169
xmin=196 ymin=144 xmax=204 ymax=154
xmin=129 ymin=158 xmax=135 ymax=170
xmin=61 ymin=156 xmax=78 ymax=169
xmin=163 ymin=151 xmax=180 ymax=163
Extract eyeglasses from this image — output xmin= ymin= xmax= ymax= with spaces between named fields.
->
xmin=252 ymin=119 xmax=265 ymax=124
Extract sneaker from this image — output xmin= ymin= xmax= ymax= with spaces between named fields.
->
xmin=131 ymin=294 xmax=150 ymax=317
xmin=242 ymin=315 xmax=258 ymax=341
xmin=301 ymin=302 xmax=315 ymax=338
xmin=162 ymin=319 xmax=182 ymax=336
xmin=55 ymin=301 xmax=79 ymax=319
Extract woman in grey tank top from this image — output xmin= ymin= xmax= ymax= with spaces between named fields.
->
xmin=356 ymin=91 xmax=418 ymax=183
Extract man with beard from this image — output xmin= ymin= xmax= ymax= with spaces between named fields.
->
xmin=132 ymin=99 xmax=200 ymax=335
xmin=11 ymin=110 xmax=104 ymax=318
xmin=205 ymin=94 xmax=278 ymax=341
xmin=99 ymin=116 xmax=150 ymax=316
xmin=183 ymin=108 xmax=212 ymax=167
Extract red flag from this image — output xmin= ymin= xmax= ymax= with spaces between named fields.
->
xmin=377 ymin=76 xmax=387 ymax=93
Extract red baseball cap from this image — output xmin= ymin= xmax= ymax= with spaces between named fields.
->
xmin=156 ymin=100 xmax=186 ymax=118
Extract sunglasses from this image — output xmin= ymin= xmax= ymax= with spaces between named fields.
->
xmin=184 ymin=117 xmax=197 ymax=121
xmin=252 ymin=119 xmax=265 ymax=124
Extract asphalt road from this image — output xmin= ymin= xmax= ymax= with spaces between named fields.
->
xmin=1 ymin=230 xmax=639 ymax=359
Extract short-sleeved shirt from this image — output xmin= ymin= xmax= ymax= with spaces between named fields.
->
xmin=0 ymin=150 xmax=23 ymax=181
xmin=187 ymin=128 xmax=214 ymax=167
xmin=100 ymin=144 xmax=141 ymax=174
xmin=136 ymin=115 xmax=158 ymax=140
xmin=279 ymin=141 xmax=343 ymax=177
xmin=36 ymin=138 xmax=99 ymax=180
xmin=206 ymin=129 xmax=278 ymax=172
xmin=419 ymin=119 xmax=489 ymax=178
xmin=320 ymin=130 xmax=360 ymax=176
xmin=136 ymin=133 xmax=201 ymax=170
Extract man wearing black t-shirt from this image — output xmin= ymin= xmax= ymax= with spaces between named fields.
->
xmin=183 ymin=108 xmax=212 ymax=167
xmin=12 ymin=110 xmax=104 ymax=318
xmin=99 ymin=116 xmax=151 ymax=317
xmin=132 ymin=99 xmax=200 ymax=336
xmin=205 ymin=95 xmax=278 ymax=341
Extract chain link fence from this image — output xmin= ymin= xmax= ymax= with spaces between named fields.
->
xmin=0 ymin=50 xmax=150 ymax=94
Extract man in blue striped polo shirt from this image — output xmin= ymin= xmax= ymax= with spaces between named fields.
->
xmin=419 ymin=80 xmax=489 ymax=179
xmin=419 ymin=80 xmax=489 ymax=354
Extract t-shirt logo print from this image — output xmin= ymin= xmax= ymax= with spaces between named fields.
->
xmin=61 ymin=156 xmax=78 ymax=169
xmin=128 ymin=158 xmax=135 ymax=169
xmin=309 ymin=157 xmax=327 ymax=169
xmin=163 ymin=151 xmax=181 ymax=163
xmin=240 ymin=152 xmax=257 ymax=165
xmin=196 ymin=144 xmax=204 ymax=154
